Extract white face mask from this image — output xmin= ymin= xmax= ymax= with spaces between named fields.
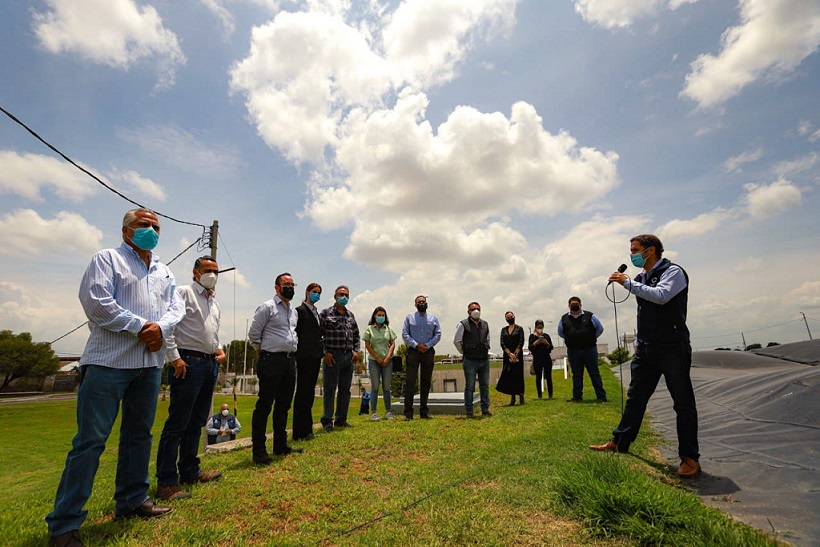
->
xmin=199 ymin=272 xmax=218 ymax=290
xmin=221 ymin=409 xmax=229 ymax=417
xmin=470 ymin=309 xmax=481 ymax=320
xmin=535 ymin=328 xmax=543 ymax=334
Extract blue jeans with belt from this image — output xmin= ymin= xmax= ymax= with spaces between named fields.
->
xmin=321 ymin=350 xmax=353 ymax=426
xmin=567 ymin=346 xmax=606 ymax=400
xmin=156 ymin=351 xmax=218 ymax=486
xmin=462 ymin=357 xmax=490 ymax=415
xmin=46 ymin=365 xmax=161 ymax=535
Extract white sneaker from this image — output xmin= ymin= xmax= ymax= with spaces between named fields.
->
xmin=385 ymin=411 xmax=394 ymax=420
xmin=370 ymin=413 xmax=380 ymax=421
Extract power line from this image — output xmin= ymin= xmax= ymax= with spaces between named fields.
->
xmin=0 ymin=105 xmax=206 ymax=228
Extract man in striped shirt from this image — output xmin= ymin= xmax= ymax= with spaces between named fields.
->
xmin=46 ymin=208 xmax=184 ymax=547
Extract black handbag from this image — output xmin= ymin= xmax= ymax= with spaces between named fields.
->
xmin=392 ymin=355 xmax=404 ymax=373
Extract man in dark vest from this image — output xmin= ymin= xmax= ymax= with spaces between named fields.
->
xmin=292 ymin=283 xmax=324 ymax=441
xmin=206 ymin=404 xmax=241 ymax=444
xmin=558 ymin=296 xmax=607 ymax=402
xmin=592 ymin=234 xmax=700 ymax=479
xmin=453 ymin=302 xmax=492 ymax=418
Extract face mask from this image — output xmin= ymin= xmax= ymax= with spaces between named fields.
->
xmin=199 ymin=272 xmax=217 ymax=290
xmin=337 ymin=296 xmax=349 ymax=307
xmin=416 ymin=302 xmax=427 ymax=313
xmin=221 ymin=409 xmax=229 ymax=417
xmin=281 ymin=286 xmax=295 ymax=301
xmin=631 ymin=250 xmax=647 ymax=268
xmin=376 ymin=316 xmax=385 ymax=324
xmin=129 ymin=227 xmax=159 ymax=251
xmin=535 ymin=328 xmax=543 ymax=334
xmin=470 ymin=309 xmax=481 ymax=320
xmin=309 ymin=292 xmax=321 ymax=304
xmin=570 ymin=303 xmax=581 ymax=312
xmin=506 ymin=317 xmax=515 ymax=325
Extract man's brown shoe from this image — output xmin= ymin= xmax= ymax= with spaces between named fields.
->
xmin=589 ymin=440 xmax=628 ymax=453
xmin=115 ymin=500 xmax=173 ymax=520
xmin=155 ymin=484 xmax=192 ymax=501
xmin=48 ymin=530 xmax=83 ymax=547
xmin=678 ymin=457 xmax=701 ymax=478
xmin=181 ymin=470 xmax=222 ymax=485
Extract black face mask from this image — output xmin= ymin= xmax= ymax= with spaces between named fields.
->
xmin=506 ymin=317 xmax=515 ymax=325
xmin=570 ymin=303 xmax=581 ymax=312
xmin=281 ymin=286 xmax=295 ymax=301
xmin=416 ymin=302 xmax=428 ymax=313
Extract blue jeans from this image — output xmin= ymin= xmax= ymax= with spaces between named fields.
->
xmin=462 ymin=357 xmax=490 ymax=415
xmin=46 ymin=365 xmax=161 ymax=536
xmin=321 ymin=351 xmax=353 ymax=426
xmin=368 ymin=359 xmax=393 ymax=413
xmin=612 ymin=342 xmax=699 ymax=459
xmin=567 ymin=347 xmax=607 ymax=400
xmin=156 ymin=352 xmax=217 ymax=486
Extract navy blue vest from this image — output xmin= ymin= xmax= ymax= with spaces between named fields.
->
xmin=207 ymin=414 xmax=237 ymax=444
xmin=561 ymin=311 xmax=597 ymax=349
xmin=460 ymin=319 xmax=490 ymax=359
xmin=635 ymin=258 xmax=690 ymax=344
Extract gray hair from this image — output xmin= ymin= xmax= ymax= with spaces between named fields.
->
xmin=122 ymin=208 xmax=156 ymax=227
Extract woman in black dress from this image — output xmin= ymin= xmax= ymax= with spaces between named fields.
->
xmin=528 ymin=319 xmax=554 ymax=399
xmin=497 ymin=311 xmax=526 ymax=405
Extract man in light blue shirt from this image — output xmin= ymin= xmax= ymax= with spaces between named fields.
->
xmin=248 ymin=272 xmax=301 ymax=465
xmin=401 ymin=295 xmax=442 ymax=420
xmin=47 ymin=209 xmax=184 ymax=545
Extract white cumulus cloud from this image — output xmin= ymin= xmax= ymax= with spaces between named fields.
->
xmin=0 ymin=209 xmax=103 ymax=257
xmin=681 ymin=0 xmax=820 ymax=109
xmin=106 ymin=168 xmax=167 ymax=201
xmin=0 ymin=150 xmax=97 ymax=202
xmin=573 ymin=0 xmax=700 ymax=29
xmin=743 ymin=178 xmax=802 ymax=218
xmin=657 ymin=208 xmax=735 ymax=240
xmin=32 ymin=0 xmax=186 ymax=89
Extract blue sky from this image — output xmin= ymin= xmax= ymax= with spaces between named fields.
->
xmin=1 ymin=0 xmax=818 ymax=357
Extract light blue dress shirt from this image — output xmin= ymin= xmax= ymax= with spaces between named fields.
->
xmin=624 ymin=260 xmax=687 ymax=305
xmin=402 ymin=311 xmax=442 ymax=349
xmin=78 ymin=242 xmax=184 ymax=369
xmin=248 ymin=295 xmax=298 ymax=353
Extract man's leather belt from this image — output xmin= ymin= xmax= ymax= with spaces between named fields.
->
xmin=260 ymin=350 xmax=296 ymax=359
xmin=179 ymin=349 xmax=217 ymax=359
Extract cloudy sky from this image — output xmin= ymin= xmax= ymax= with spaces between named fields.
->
xmin=1 ymin=0 xmax=818 ymax=358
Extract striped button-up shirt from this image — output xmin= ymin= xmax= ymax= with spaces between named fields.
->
xmin=79 ymin=242 xmax=184 ymax=369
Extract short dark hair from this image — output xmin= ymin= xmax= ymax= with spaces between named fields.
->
xmin=568 ymin=296 xmax=581 ymax=305
xmin=275 ymin=272 xmax=292 ymax=286
xmin=504 ymin=310 xmax=515 ymax=318
xmin=335 ymin=285 xmax=349 ymax=296
xmin=630 ymin=234 xmax=664 ymax=258
xmin=194 ymin=255 xmax=216 ymax=270
xmin=415 ymin=294 xmax=426 ymax=303
xmin=534 ymin=319 xmax=544 ymax=326
xmin=467 ymin=301 xmax=480 ymax=310
xmin=369 ymin=306 xmax=389 ymax=326
xmin=306 ymin=282 xmax=322 ymax=294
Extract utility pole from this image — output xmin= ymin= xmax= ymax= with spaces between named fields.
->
xmin=741 ymin=332 xmax=747 ymax=350
xmin=801 ymin=312 xmax=813 ymax=340
xmin=209 ymin=220 xmax=218 ymax=260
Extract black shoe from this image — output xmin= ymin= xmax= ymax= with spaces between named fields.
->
xmin=49 ymin=530 xmax=83 ymax=547
xmin=405 ymin=416 xmax=414 ymax=421
xmin=420 ymin=414 xmax=431 ymax=419
xmin=481 ymin=411 xmax=493 ymax=417
xmin=334 ymin=422 xmax=354 ymax=428
xmin=597 ymin=398 xmax=608 ymax=403
xmin=274 ymin=446 xmax=304 ymax=456
xmin=293 ymin=433 xmax=317 ymax=441
xmin=567 ymin=398 xmax=582 ymax=403
xmin=115 ymin=500 xmax=172 ymax=520
xmin=466 ymin=413 xmax=475 ymax=419
xmin=253 ymin=454 xmax=273 ymax=466
xmin=322 ymin=424 xmax=334 ymax=432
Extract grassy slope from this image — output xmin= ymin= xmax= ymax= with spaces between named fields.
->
xmin=3 ymin=368 xmax=776 ymax=546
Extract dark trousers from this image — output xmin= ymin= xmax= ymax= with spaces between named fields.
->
xmin=533 ymin=357 xmax=553 ymax=398
xmin=156 ymin=352 xmax=218 ymax=486
xmin=612 ymin=342 xmax=699 ymax=460
xmin=404 ymin=347 xmax=435 ymax=418
xmin=321 ymin=351 xmax=354 ymax=427
xmin=292 ymin=353 xmax=321 ymax=440
xmin=567 ymin=346 xmax=606 ymax=400
xmin=252 ymin=352 xmax=296 ymax=455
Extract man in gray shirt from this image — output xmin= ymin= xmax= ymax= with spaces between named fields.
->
xmin=248 ymin=272 xmax=301 ymax=465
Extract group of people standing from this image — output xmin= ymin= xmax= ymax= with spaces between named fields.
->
xmin=46 ymin=207 xmax=700 ymax=547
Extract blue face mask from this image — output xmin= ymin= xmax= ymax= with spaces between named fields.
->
xmin=337 ymin=296 xmax=349 ymax=307
xmin=376 ymin=315 xmax=385 ymax=324
xmin=309 ymin=292 xmax=321 ymax=303
xmin=130 ymin=227 xmax=159 ymax=251
xmin=630 ymin=249 xmax=647 ymax=268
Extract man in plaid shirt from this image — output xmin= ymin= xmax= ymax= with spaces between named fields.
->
xmin=319 ymin=285 xmax=360 ymax=430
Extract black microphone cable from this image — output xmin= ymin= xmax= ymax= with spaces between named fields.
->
xmin=605 ymin=265 xmax=632 ymax=414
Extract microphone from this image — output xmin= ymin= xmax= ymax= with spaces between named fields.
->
xmin=607 ymin=264 xmax=628 ymax=286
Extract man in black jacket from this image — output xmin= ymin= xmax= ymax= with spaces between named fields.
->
xmin=592 ymin=234 xmax=700 ymax=479
xmin=292 ymin=283 xmax=324 ymax=441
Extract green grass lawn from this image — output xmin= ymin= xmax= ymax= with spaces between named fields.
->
xmin=3 ymin=369 xmax=777 ymax=546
